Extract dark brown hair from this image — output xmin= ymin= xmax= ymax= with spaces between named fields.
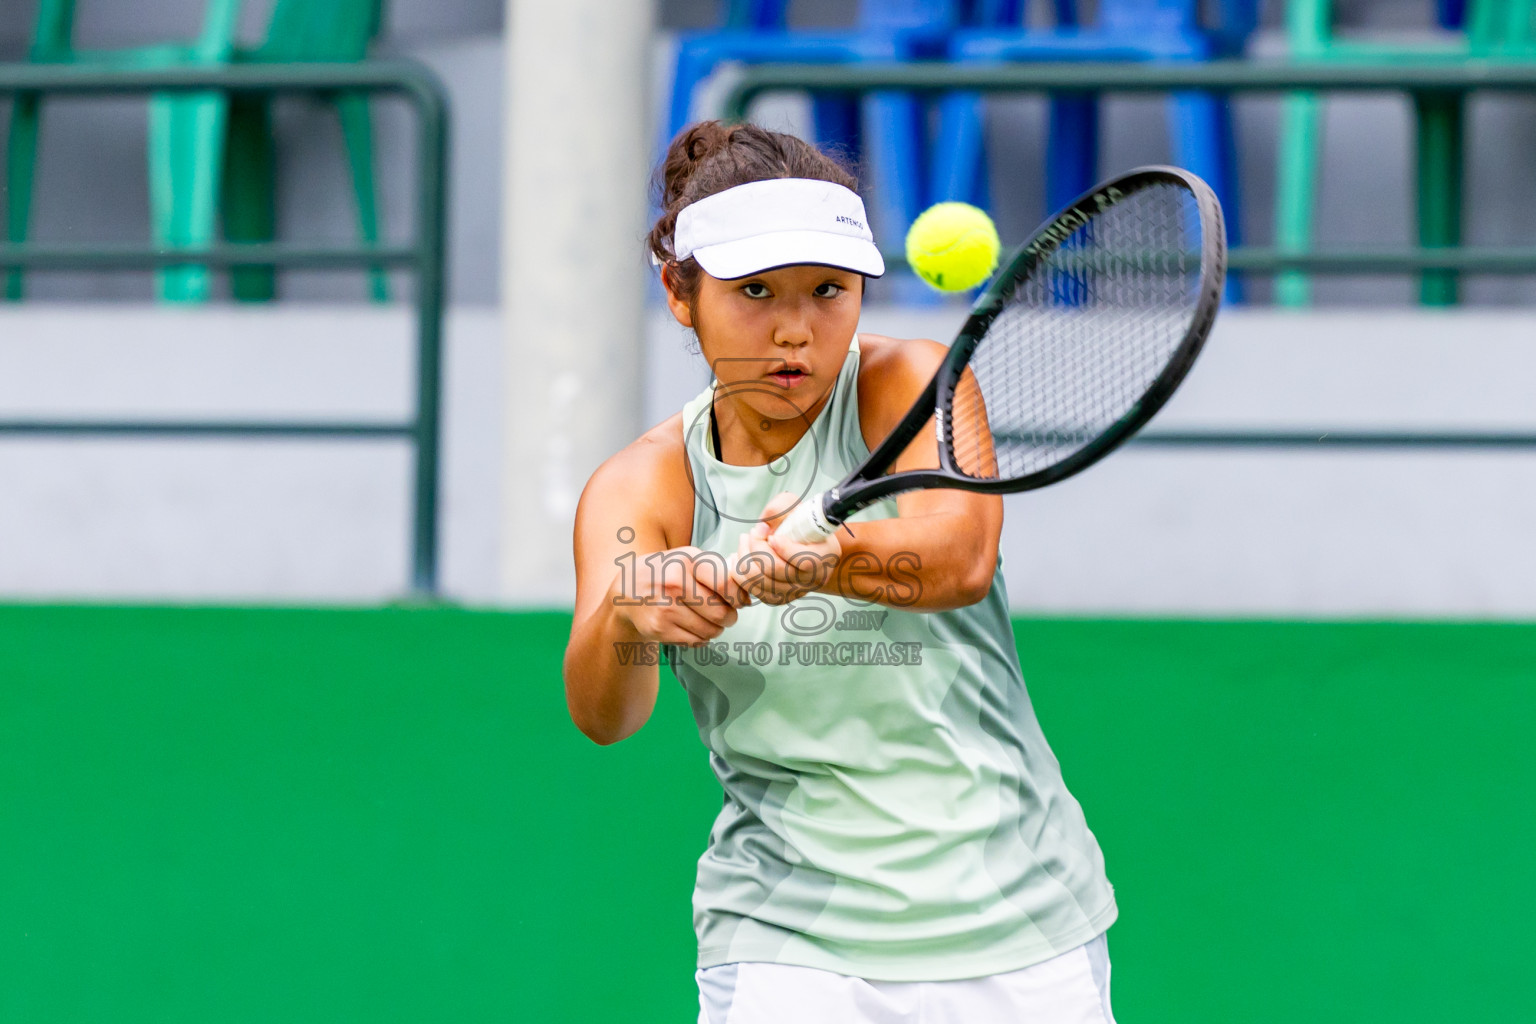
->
xmin=647 ymin=121 xmax=860 ymax=307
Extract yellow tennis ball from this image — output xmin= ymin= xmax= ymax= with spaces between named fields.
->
xmin=905 ymin=202 xmax=1001 ymax=292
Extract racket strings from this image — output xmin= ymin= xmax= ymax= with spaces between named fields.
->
xmin=949 ymin=182 xmax=1205 ymax=481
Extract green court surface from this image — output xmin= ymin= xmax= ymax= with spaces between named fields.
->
xmin=1 ymin=607 xmax=1531 ymax=1022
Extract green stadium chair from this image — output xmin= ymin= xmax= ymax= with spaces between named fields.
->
xmin=6 ymin=0 xmax=240 ymax=302
xmin=224 ymin=0 xmax=389 ymax=302
xmin=1276 ymin=0 xmax=1535 ymax=307
xmin=4 ymin=0 xmax=388 ymax=304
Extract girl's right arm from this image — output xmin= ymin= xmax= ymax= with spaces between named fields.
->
xmin=564 ymin=430 xmax=742 ymax=745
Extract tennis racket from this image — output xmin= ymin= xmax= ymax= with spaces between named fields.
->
xmin=768 ymin=164 xmax=1227 ymax=544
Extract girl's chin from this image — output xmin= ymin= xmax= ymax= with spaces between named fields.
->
xmin=746 ymin=393 xmax=831 ymax=425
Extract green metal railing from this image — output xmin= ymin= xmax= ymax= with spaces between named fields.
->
xmin=721 ymin=59 xmax=1536 ymax=451
xmin=0 ymin=62 xmax=450 ymax=595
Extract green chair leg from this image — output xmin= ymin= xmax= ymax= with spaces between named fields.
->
xmin=149 ymin=90 xmax=230 ymax=303
xmin=223 ymin=95 xmax=278 ymax=302
xmin=1414 ymin=91 xmax=1464 ymax=307
xmin=5 ymin=92 xmax=43 ymax=302
xmin=335 ymin=91 xmax=389 ymax=302
xmin=1274 ymin=90 xmax=1323 ymax=308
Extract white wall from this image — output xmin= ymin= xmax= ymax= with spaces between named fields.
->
xmin=3 ymin=304 xmax=1532 ymax=616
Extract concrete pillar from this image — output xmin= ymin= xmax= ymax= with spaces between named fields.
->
xmin=500 ymin=0 xmax=656 ymax=602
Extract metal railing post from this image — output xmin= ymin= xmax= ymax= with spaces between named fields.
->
xmin=0 ymin=61 xmax=453 ymax=598
xmin=406 ymin=73 xmax=451 ymax=598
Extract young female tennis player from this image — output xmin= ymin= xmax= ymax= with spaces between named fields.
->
xmin=565 ymin=121 xmax=1118 ymax=1023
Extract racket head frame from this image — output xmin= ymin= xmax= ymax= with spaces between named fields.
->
xmin=934 ymin=165 xmax=1227 ymax=494
xmin=814 ymin=165 xmax=1226 ymax=528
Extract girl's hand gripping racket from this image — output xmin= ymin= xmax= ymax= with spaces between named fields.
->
xmin=771 ymin=165 xmax=1227 ymax=545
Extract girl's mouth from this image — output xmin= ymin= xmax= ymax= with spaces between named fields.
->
xmin=769 ymin=367 xmax=808 ymax=388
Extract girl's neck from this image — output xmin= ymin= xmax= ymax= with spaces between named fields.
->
xmin=712 ymin=386 xmax=834 ymax=466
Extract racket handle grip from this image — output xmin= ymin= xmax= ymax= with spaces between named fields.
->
xmin=726 ymin=494 xmax=834 ymax=606
xmin=772 ymin=494 xmax=836 ymax=544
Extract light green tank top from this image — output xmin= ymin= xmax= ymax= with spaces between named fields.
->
xmin=670 ymin=336 xmax=1117 ymax=982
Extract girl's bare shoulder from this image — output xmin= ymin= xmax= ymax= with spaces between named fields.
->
xmin=857 ymin=332 xmax=948 ymax=379
xmin=576 ymin=412 xmax=696 ymax=548
xmin=855 ymin=333 xmax=949 ymax=438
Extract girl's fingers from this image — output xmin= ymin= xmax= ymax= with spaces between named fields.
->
xmin=676 ymin=560 xmax=737 ymax=623
xmin=733 ymin=544 xmax=775 ymax=590
xmin=689 ymin=587 xmax=739 ymax=628
xmin=669 ymin=601 xmax=730 ymax=642
xmin=759 ymin=491 xmax=799 ymax=524
xmin=736 ymin=537 xmax=836 ymax=594
xmin=764 ymin=552 xmax=833 ymax=587
xmin=756 ymin=581 xmax=814 ymax=606
xmin=623 ymin=612 xmax=711 ymax=649
xmin=719 ymin=573 xmax=749 ymax=609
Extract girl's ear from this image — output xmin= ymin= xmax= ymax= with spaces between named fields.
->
xmin=662 ymin=266 xmax=694 ymax=329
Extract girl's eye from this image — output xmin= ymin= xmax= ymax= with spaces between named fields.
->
xmin=741 ymin=282 xmax=771 ymax=299
xmin=815 ymin=282 xmax=845 ymax=298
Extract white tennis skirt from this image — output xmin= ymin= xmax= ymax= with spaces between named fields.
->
xmin=696 ymin=932 xmax=1116 ymax=1024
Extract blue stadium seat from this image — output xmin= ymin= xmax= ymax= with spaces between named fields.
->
xmin=1439 ymin=0 xmax=1469 ymax=28
xmin=664 ymin=0 xmax=963 ymax=253
xmin=932 ymin=0 xmax=1256 ymax=299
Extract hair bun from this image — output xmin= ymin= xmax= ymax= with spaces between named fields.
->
xmin=665 ymin=121 xmax=731 ymax=206
xmin=685 ymin=122 xmax=730 ymax=163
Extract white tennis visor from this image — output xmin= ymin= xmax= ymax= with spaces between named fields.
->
xmin=673 ymin=178 xmax=885 ymax=280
